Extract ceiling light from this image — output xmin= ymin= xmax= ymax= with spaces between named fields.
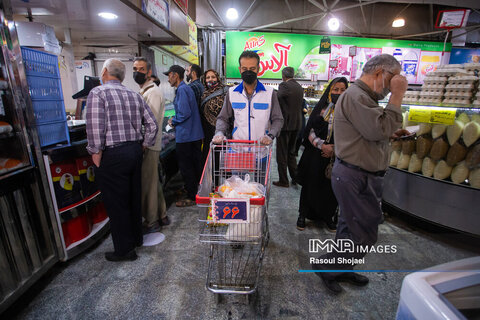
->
xmin=392 ymin=18 xmax=405 ymax=28
xmin=226 ymin=8 xmax=238 ymax=20
xmin=328 ymin=17 xmax=340 ymax=31
xmin=98 ymin=12 xmax=118 ymax=20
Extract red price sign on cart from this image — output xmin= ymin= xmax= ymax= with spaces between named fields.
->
xmin=212 ymin=199 xmax=250 ymax=223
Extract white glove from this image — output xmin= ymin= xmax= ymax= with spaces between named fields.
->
xmin=212 ymin=133 xmax=226 ymax=144
xmin=259 ymin=135 xmax=273 ymax=145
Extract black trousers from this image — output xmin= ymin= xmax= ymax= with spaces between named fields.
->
xmin=95 ymin=142 xmax=143 ymax=256
xmin=176 ymin=140 xmax=203 ymax=200
xmin=276 ymin=130 xmax=299 ymax=183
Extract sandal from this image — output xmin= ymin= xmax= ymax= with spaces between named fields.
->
xmin=176 ymin=199 xmax=196 ymax=207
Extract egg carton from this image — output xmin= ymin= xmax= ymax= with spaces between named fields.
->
xmin=464 ymin=63 xmax=480 ymax=72
xmin=447 ymin=75 xmax=478 ymax=82
xmin=421 ymin=84 xmax=445 ymax=90
xmin=433 ymin=68 xmax=469 ymax=77
xmin=443 ymin=97 xmax=472 ymax=105
xmin=445 ymin=83 xmax=475 ymax=90
xmin=437 ymin=64 xmax=464 ymax=69
xmin=474 ymin=100 xmax=480 ymax=106
xmin=444 ymin=91 xmax=473 ymax=98
xmin=420 ymin=90 xmax=444 ymax=96
xmin=423 ymin=76 xmax=448 ymax=84
xmin=418 ymin=97 xmax=443 ymax=104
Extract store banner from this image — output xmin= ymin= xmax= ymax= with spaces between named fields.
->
xmin=319 ymin=36 xmax=331 ymax=54
xmin=173 ymin=0 xmax=188 ymax=15
xmin=225 ymin=31 xmax=452 ymax=83
xmin=162 ymin=15 xmax=199 ymax=65
xmin=142 ymin=0 xmax=169 ymax=29
xmin=449 ymin=48 xmax=480 ymax=64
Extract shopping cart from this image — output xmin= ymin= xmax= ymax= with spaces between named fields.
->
xmin=196 ymin=140 xmax=272 ymax=302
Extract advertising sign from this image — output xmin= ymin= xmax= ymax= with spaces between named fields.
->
xmin=319 ymin=36 xmax=331 ymax=54
xmin=162 ymin=15 xmax=199 ymax=65
xmin=173 ymin=0 xmax=188 ymax=15
xmin=449 ymin=48 xmax=480 ymax=64
xmin=226 ymin=31 xmax=452 ymax=83
xmin=142 ymin=0 xmax=169 ymax=29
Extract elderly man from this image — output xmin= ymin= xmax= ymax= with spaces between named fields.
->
xmin=314 ymin=54 xmax=408 ymax=294
xmin=213 ymin=51 xmax=283 ymax=145
xmin=133 ymin=57 xmax=168 ymax=233
xmin=86 ymin=59 xmax=158 ymax=261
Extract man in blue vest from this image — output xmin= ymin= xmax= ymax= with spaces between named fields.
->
xmin=213 ymin=51 xmax=283 ymax=144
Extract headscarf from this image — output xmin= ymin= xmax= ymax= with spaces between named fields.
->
xmin=303 ymin=77 xmax=348 ymax=142
xmin=201 ymin=69 xmax=227 ymax=127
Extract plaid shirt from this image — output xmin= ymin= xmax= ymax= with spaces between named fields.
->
xmin=188 ymin=79 xmax=204 ymax=108
xmin=86 ymin=80 xmax=158 ymax=154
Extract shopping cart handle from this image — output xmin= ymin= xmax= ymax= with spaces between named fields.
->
xmin=225 ymin=139 xmax=258 ymax=144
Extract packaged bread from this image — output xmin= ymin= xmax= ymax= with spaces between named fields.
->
xmin=408 ymin=154 xmax=422 ymax=173
xmin=429 ymin=137 xmax=449 ymax=161
xmin=451 ymin=161 xmax=469 ymax=184
xmin=417 ymin=123 xmax=432 ymax=136
xmin=432 ymin=124 xmax=447 ymax=139
xmin=465 ymin=144 xmax=480 ymax=169
xmin=390 ymin=150 xmax=400 ymax=167
xmin=391 ymin=140 xmax=402 ymax=152
xmin=397 ymin=153 xmax=410 ymax=169
xmin=446 ymin=120 xmax=465 ymax=145
xmin=0 ymin=158 xmax=22 ymax=173
xmin=469 ymin=168 xmax=480 ymax=189
xmin=446 ymin=142 xmax=467 ymax=166
xmin=0 ymin=121 xmax=13 ymax=134
xmin=462 ymin=121 xmax=480 ymax=147
xmin=401 ymin=139 xmax=416 ymax=155
xmin=416 ymin=136 xmax=433 ymax=159
xmin=433 ymin=160 xmax=452 ymax=180
xmin=422 ymin=157 xmax=436 ymax=177
xmin=457 ymin=112 xmax=470 ymax=124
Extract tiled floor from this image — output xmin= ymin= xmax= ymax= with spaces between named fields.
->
xmin=4 ymin=146 xmax=479 ymax=320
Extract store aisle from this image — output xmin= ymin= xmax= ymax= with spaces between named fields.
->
xmin=5 ymin=146 xmax=479 ymax=320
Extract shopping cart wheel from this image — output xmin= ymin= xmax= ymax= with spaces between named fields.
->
xmin=246 ymin=292 xmax=257 ymax=305
xmin=214 ymin=293 xmax=222 ymax=304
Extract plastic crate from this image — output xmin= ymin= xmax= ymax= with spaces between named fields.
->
xmin=27 ymin=76 xmax=63 ymax=100
xmin=36 ymin=120 xmax=70 ymax=147
xmin=32 ymin=100 xmax=66 ymax=124
xmin=21 ymin=47 xmax=59 ymax=78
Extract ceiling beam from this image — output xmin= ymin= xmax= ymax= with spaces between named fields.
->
xmin=323 ymin=0 xmax=328 ymax=9
xmin=284 ymin=0 xmax=294 ymax=18
xmin=451 ymin=25 xmax=480 ymax=39
xmin=330 ymin=0 xmax=340 ymax=9
xmin=394 ymin=23 xmax=480 ymax=39
xmin=331 ymin=0 xmax=381 ymax=13
xmin=308 ymin=0 xmax=327 ymax=11
xmin=359 ymin=0 xmax=368 ymax=30
xmin=237 ymin=0 xmax=259 ymax=28
xmin=243 ymin=11 xmax=328 ymax=32
xmin=206 ymin=0 xmax=225 ymax=27
xmin=332 ymin=14 xmax=364 ymax=37
xmin=310 ymin=12 xmax=328 ymax=31
xmin=380 ymin=3 xmax=411 ymax=33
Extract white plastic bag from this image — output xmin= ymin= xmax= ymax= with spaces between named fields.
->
xmin=218 ymin=174 xmax=265 ymax=198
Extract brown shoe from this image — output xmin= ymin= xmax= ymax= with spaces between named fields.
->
xmin=273 ymin=181 xmax=289 ymax=188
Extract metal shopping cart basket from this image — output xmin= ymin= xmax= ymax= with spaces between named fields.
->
xmin=196 ymin=140 xmax=272 ymax=302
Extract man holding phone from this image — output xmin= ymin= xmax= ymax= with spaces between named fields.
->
xmin=313 ymin=54 xmax=408 ymax=294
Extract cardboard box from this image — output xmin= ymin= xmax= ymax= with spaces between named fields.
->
xmin=50 ymin=161 xmax=82 ymax=210
xmin=75 ymin=157 xmax=98 ymax=198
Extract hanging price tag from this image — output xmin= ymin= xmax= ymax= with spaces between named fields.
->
xmin=329 ymin=59 xmax=338 ymax=68
xmin=349 ymin=46 xmax=357 ymax=57
xmin=430 ymin=108 xmax=456 ymax=125
xmin=212 ymin=198 xmax=250 ymax=223
xmin=319 ymin=36 xmax=331 ymax=54
xmin=408 ymin=107 xmax=431 ymax=123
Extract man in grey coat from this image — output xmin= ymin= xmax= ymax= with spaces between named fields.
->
xmin=274 ymin=67 xmax=305 ymax=187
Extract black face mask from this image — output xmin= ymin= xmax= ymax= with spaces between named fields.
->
xmin=241 ymin=70 xmax=257 ymax=85
xmin=133 ymin=71 xmax=147 ymax=85
xmin=331 ymin=93 xmax=340 ymax=104
xmin=186 ymin=74 xmax=192 ymax=82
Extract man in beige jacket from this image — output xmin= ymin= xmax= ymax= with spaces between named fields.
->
xmin=133 ymin=57 xmax=168 ymax=233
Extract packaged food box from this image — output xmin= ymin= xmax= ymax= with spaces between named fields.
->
xmin=50 ymin=160 xmax=82 ymax=210
xmin=75 ymin=156 xmax=98 ymax=198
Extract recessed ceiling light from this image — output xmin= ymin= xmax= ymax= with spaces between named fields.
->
xmin=98 ymin=12 xmax=118 ymax=20
xmin=226 ymin=8 xmax=238 ymax=20
xmin=328 ymin=17 xmax=340 ymax=31
xmin=392 ymin=18 xmax=405 ymax=28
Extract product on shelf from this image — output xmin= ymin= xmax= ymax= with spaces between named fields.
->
xmin=50 ymin=161 xmax=83 ymax=209
xmin=463 ymin=63 xmax=480 ymax=73
xmin=0 ymin=120 xmax=12 ymax=134
xmin=446 ymin=120 xmax=465 ymax=145
xmin=417 ymin=123 xmax=432 ymax=136
xmin=390 ymin=150 xmax=400 ymax=167
xmin=416 ymin=135 xmax=433 ymax=159
xmin=472 ymin=114 xmax=480 ymax=124
xmin=408 ymin=154 xmax=422 ymax=173
xmin=462 ymin=121 xmax=480 ymax=147
xmin=401 ymin=139 xmax=415 ymax=155
xmin=469 ymin=168 xmax=480 ymax=189
xmin=446 ymin=142 xmax=468 ymax=167
xmin=0 ymin=157 xmax=22 ymax=173
xmin=61 ymin=213 xmax=93 ymax=247
xmin=429 ymin=137 xmax=449 ymax=161
xmin=465 ymin=144 xmax=480 ymax=169
xmin=75 ymin=157 xmax=98 ymax=198
xmin=432 ymin=124 xmax=447 ymax=139
xmin=457 ymin=112 xmax=470 ymax=124
xmin=391 ymin=140 xmax=402 ymax=152
xmin=397 ymin=153 xmax=410 ymax=170
xmin=451 ymin=161 xmax=469 ymax=184
xmin=433 ymin=160 xmax=453 ymax=180
xmin=421 ymin=157 xmax=436 ymax=177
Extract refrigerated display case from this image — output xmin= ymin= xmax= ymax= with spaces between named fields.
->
xmin=0 ymin=5 xmax=63 ymax=313
xmin=383 ymin=104 xmax=480 ymax=236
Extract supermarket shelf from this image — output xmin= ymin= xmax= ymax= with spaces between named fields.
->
xmin=64 ymin=218 xmax=109 ymax=261
xmin=59 ymin=190 xmax=101 ymax=214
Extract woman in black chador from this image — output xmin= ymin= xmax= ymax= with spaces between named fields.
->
xmin=296 ymin=77 xmax=348 ymax=232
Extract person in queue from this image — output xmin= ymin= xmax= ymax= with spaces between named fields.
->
xmin=200 ymin=69 xmax=229 ymax=163
xmin=133 ymin=57 xmax=169 ymax=233
xmin=213 ymin=51 xmax=283 ymax=144
xmin=186 ymin=64 xmax=204 ymax=110
xmin=86 ymin=59 xmax=158 ymax=261
xmin=296 ymin=77 xmax=348 ymax=232
xmin=313 ymin=54 xmax=409 ymax=294
xmin=273 ymin=66 xmax=304 ymax=188
xmin=165 ymin=65 xmax=204 ymax=207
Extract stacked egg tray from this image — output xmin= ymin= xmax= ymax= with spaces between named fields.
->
xmin=418 ymin=75 xmax=448 ymax=105
xmin=389 ymin=113 xmax=480 ymax=188
xmin=402 ymin=90 xmax=420 ymax=104
xmin=443 ymin=75 xmax=478 ymax=106
xmin=474 ymin=82 xmax=480 ymax=107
